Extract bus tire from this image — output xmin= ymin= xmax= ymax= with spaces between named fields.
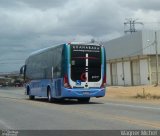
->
xmin=27 ymin=87 xmax=35 ymax=100
xmin=29 ymin=95 xmax=35 ymax=100
xmin=47 ymin=87 xmax=53 ymax=103
xmin=78 ymin=98 xmax=90 ymax=103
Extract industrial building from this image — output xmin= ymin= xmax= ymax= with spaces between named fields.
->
xmin=103 ymin=30 xmax=160 ymax=86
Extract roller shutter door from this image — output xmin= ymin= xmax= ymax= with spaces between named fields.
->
xmin=111 ymin=63 xmax=118 ymax=85
xmin=131 ymin=61 xmax=140 ymax=85
xmin=150 ymin=56 xmax=160 ymax=84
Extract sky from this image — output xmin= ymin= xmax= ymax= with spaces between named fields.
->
xmin=0 ymin=0 xmax=160 ymax=72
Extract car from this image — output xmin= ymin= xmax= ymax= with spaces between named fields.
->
xmin=14 ymin=80 xmax=23 ymax=87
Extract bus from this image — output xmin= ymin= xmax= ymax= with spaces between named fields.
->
xmin=20 ymin=42 xmax=106 ymax=103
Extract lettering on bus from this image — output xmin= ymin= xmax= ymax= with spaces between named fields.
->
xmin=72 ymin=45 xmax=100 ymax=53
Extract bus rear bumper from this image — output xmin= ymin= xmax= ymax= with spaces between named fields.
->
xmin=61 ymin=87 xmax=106 ymax=98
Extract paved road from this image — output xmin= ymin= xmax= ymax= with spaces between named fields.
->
xmin=0 ymin=87 xmax=160 ymax=130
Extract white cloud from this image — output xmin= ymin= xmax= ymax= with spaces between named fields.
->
xmin=0 ymin=0 xmax=160 ymax=72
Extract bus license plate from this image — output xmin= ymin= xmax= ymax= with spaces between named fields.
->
xmin=83 ymin=91 xmax=90 ymax=95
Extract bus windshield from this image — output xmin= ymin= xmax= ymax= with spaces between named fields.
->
xmin=70 ymin=44 xmax=101 ymax=82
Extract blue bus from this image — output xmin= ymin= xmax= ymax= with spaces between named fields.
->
xmin=20 ymin=42 xmax=106 ymax=103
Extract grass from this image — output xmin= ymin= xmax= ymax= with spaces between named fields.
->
xmin=105 ymin=85 xmax=160 ymax=101
xmin=135 ymin=88 xmax=160 ymax=99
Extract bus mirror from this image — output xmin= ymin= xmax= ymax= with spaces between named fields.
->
xmin=20 ymin=65 xmax=26 ymax=80
xmin=20 ymin=65 xmax=26 ymax=75
xmin=20 ymin=66 xmax=24 ymax=74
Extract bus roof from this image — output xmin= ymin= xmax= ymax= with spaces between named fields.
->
xmin=26 ymin=42 xmax=103 ymax=61
xmin=29 ymin=44 xmax=64 ymax=57
xmin=69 ymin=42 xmax=102 ymax=46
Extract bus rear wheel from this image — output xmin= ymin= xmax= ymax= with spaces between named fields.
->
xmin=47 ymin=88 xmax=53 ymax=103
xmin=27 ymin=87 xmax=34 ymax=100
xmin=78 ymin=98 xmax=90 ymax=103
xmin=29 ymin=95 xmax=35 ymax=100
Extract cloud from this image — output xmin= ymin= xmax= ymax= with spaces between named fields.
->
xmin=0 ymin=0 xmax=160 ymax=72
xmin=117 ymin=0 xmax=160 ymax=11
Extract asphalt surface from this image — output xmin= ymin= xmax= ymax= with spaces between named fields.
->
xmin=0 ymin=87 xmax=160 ymax=130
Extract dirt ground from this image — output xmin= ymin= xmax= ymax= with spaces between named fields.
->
xmin=103 ymin=85 xmax=160 ymax=104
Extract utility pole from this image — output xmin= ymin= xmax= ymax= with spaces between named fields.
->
xmin=124 ymin=18 xmax=143 ymax=34
xmin=155 ymin=31 xmax=159 ymax=86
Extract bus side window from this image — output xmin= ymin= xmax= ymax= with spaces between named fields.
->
xmin=61 ymin=47 xmax=65 ymax=76
xmin=54 ymin=66 xmax=61 ymax=78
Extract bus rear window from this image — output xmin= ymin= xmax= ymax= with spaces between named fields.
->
xmin=70 ymin=44 xmax=101 ymax=82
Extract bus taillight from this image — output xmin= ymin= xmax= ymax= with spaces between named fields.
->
xmin=63 ymin=75 xmax=71 ymax=88
xmin=101 ymin=75 xmax=106 ymax=88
